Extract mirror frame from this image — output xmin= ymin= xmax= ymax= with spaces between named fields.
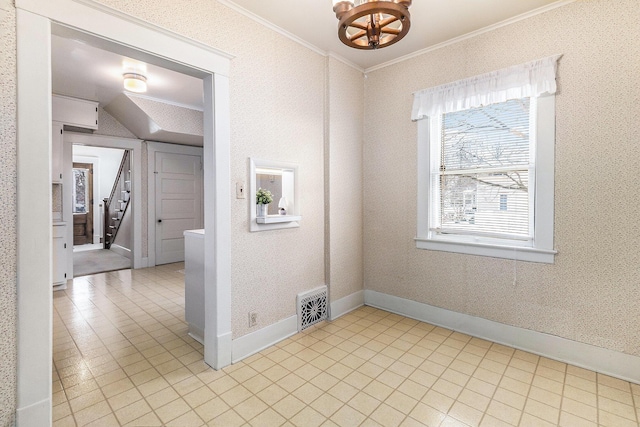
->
xmin=249 ymin=157 xmax=301 ymax=232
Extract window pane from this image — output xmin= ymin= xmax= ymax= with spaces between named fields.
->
xmin=73 ymin=168 xmax=89 ymax=214
xmin=436 ymin=172 xmax=529 ymax=239
xmin=442 ymin=98 xmax=530 ymax=172
xmin=436 ymin=98 xmax=532 ymax=240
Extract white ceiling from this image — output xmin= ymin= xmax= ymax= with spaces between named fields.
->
xmin=51 ymin=1 xmax=568 ymax=111
xmin=222 ymin=0 xmax=565 ymax=70
xmin=51 ymin=34 xmax=204 ymax=111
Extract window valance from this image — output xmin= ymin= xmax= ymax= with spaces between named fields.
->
xmin=411 ymin=54 xmax=562 ymax=121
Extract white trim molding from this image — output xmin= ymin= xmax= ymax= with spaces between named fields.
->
xmin=17 ymin=0 xmax=233 ymax=75
xmin=16 ymin=10 xmax=53 ymax=426
xmin=364 ymin=0 xmax=577 ymax=73
xmin=15 ymin=398 xmax=50 ymax=427
xmin=364 ymin=290 xmax=640 ymax=385
xmin=217 ymin=0 xmax=325 ymax=57
xmin=327 ymin=52 xmax=365 ymax=74
xmin=0 ymin=0 xmax=13 ymax=11
xmin=330 ymin=290 xmax=365 ymax=320
xmin=217 ymin=0 xmax=364 ymax=74
xmin=232 ymin=315 xmax=298 ymax=363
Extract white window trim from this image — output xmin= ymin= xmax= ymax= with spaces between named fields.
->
xmin=416 ymin=95 xmax=557 ymax=263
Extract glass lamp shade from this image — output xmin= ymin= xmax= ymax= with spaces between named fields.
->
xmin=123 ymin=73 xmax=147 ymax=93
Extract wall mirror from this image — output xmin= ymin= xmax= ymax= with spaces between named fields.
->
xmin=249 ymin=158 xmax=301 ymax=232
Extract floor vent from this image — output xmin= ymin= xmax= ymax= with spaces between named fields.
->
xmin=297 ymin=286 xmax=328 ymax=332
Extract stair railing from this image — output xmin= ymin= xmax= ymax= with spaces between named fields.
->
xmin=103 ymin=151 xmax=131 ymax=249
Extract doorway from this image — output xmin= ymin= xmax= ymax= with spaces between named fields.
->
xmin=72 ymin=145 xmax=133 ymax=276
xmin=16 ymin=3 xmax=232 ymax=423
xmin=72 ymin=162 xmax=93 ymax=246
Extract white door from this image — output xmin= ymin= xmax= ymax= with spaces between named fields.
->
xmin=155 ymin=152 xmax=203 ymax=265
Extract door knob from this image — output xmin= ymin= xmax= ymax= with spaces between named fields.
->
xmin=158 ymin=219 xmax=162 ymax=223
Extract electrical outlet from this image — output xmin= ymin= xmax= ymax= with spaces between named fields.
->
xmin=236 ymin=181 xmax=245 ymax=199
xmin=249 ymin=311 xmax=257 ymax=328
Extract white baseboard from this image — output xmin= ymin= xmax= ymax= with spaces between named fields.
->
xmin=365 ymin=290 xmax=640 ymax=384
xmin=330 ymin=290 xmax=364 ymax=320
xmin=188 ymin=324 xmax=204 ymax=345
xmin=231 ymin=315 xmax=298 ymax=363
xmin=205 ymin=331 xmax=233 ymax=370
xmin=110 ymin=244 xmax=132 ymax=260
xmin=16 ymin=397 xmax=50 ymax=427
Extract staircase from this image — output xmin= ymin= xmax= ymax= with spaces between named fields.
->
xmin=103 ymin=151 xmax=131 ymax=249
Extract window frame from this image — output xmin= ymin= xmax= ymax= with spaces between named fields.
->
xmin=416 ymin=94 xmax=557 ymax=263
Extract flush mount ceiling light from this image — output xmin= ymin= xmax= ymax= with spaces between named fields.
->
xmin=332 ymin=0 xmax=412 ymax=50
xmin=123 ymin=73 xmax=147 ymax=93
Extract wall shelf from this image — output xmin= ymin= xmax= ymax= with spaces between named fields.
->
xmin=249 ymin=158 xmax=300 ymax=232
xmin=256 ymin=215 xmax=302 ymax=224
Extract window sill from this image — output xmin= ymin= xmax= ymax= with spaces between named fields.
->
xmin=415 ymin=237 xmax=556 ymax=263
xmin=256 ymin=215 xmax=302 ymax=224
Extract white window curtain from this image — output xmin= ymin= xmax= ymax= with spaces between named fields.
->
xmin=411 ymin=54 xmax=562 ymax=121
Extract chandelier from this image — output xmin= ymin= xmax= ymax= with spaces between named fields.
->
xmin=332 ymin=0 xmax=412 ymax=50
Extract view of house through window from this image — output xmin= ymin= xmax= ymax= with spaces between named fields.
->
xmin=434 ymin=97 xmax=533 ymax=241
xmin=72 ymin=167 xmax=90 ymax=214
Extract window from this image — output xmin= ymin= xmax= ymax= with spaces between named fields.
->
xmin=499 ymin=194 xmax=508 ymax=212
xmin=413 ymin=56 xmax=560 ymax=263
xmin=72 ymin=167 xmax=90 ymax=214
xmin=436 ymin=98 xmax=531 ymax=240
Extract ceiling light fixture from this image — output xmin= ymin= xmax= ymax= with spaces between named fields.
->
xmin=123 ymin=73 xmax=147 ymax=93
xmin=332 ymin=0 xmax=412 ymax=50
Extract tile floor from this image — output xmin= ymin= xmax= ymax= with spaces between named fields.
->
xmin=53 ymin=263 xmax=640 ymax=426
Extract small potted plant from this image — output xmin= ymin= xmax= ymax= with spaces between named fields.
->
xmin=256 ymin=188 xmax=273 ymax=217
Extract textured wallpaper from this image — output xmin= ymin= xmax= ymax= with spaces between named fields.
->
xmin=363 ymin=0 xmax=640 ymax=356
xmin=52 ymin=184 xmax=62 ymax=216
xmin=328 ymin=57 xmax=364 ymax=303
xmin=128 ymin=95 xmax=203 ymax=137
xmin=94 ymin=106 xmax=137 ymax=139
xmin=0 ymin=0 xmax=17 ymax=425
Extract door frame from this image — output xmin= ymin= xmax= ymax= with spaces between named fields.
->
xmin=15 ymin=1 xmax=232 ymax=424
xmin=66 ymin=133 xmax=143 ymax=272
xmin=147 ymin=141 xmax=204 ymax=267
xmin=73 ymin=155 xmax=102 ymax=244
xmin=71 ymin=162 xmax=94 ymax=246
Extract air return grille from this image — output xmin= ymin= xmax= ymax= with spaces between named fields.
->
xmin=297 ymin=286 xmax=328 ymax=331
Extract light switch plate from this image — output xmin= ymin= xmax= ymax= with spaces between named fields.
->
xmin=236 ymin=181 xmax=245 ymax=199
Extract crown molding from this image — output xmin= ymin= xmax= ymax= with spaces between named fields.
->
xmin=217 ymin=0 xmax=326 ymax=57
xmin=364 ymin=0 xmax=577 ymax=73
xmin=67 ymin=0 xmax=235 ymax=61
xmin=217 ymin=0 xmax=366 ymax=73
xmin=0 ymin=0 xmax=13 ymax=12
xmin=327 ymin=52 xmax=365 ymax=74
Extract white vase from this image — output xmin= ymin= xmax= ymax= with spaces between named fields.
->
xmin=256 ymin=203 xmax=269 ymax=217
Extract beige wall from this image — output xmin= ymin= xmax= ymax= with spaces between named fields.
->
xmin=0 ymin=0 xmax=16 ymax=424
xmin=327 ymin=57 xmax=364 ymax=303
xmin=363 ymin=0 xmax=640 ymax=356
